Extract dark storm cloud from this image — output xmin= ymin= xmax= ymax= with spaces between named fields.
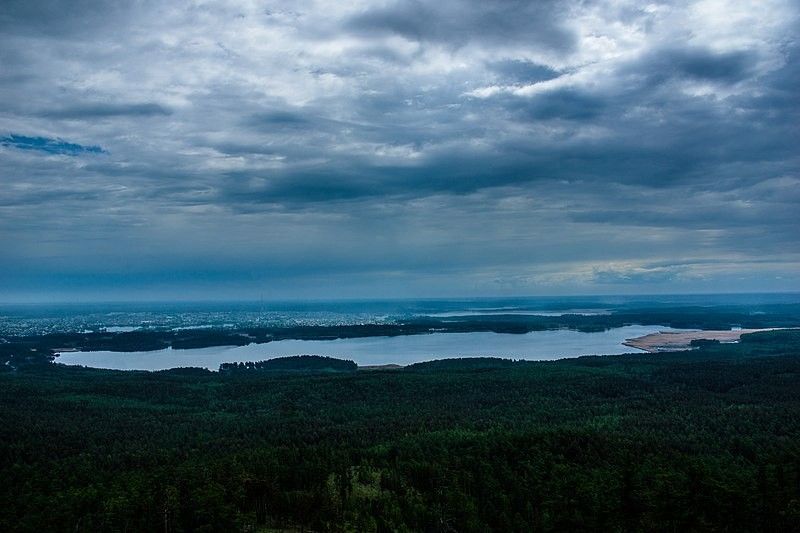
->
xmin=489 ymin=60 xmax=562 ymax=83
xmin=0 ymin=0 xmax=135 ymax=38
xmin=653 ymin=47 xmax=756 ymax=82
xmin=506 ymin=88 xmax=607 ymax=120
xmin=346 ymin=0 xmax=575 ymax=50
xmin=40 ymin=103 xmax=172 ymax=119
xmin=0 ymin=0 xmax=799 ymax=300
xmin=621 ymin=46 xmax=760 ymax=91
xmin=248 ymin=110 xmax=310 ymax=126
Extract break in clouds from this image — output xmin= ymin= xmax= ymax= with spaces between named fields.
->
xmin=0 ymin=0 xmax=798 ymax=300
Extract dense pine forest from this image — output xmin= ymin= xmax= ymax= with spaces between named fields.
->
xmin=2 ymin=330 xmax=800 ymax=531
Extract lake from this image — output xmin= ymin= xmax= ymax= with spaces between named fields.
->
xmin=56 ymin=324 xmax=683 ymax=371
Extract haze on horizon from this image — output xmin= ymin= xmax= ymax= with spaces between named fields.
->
xmin=1 ymin=0 xmax=798 ymax=303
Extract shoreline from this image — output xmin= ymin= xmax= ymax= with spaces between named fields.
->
xmin=623 ymin=328 xmax=786 ymax=353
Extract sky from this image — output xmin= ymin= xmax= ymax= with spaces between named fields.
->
xmin=0 ymin=0 xmax=798 ymax=302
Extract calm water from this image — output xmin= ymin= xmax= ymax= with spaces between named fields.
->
xmin=57 ymin=325 xmax=683 ymax=370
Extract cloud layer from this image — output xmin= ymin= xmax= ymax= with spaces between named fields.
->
xmin=1 ymin=0 xmax=798 ymax=301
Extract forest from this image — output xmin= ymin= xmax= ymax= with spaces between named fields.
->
xmin=1 ymin=330 xmax=799 ymax=531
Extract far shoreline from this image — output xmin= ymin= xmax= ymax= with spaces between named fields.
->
xmin=623 ymin=328 xmax=789 ymax=353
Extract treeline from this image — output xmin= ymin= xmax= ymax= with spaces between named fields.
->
xmin=220 ymin=355 xmax=357 ymax=373
xmin=0 ymin=343 xmax=54 ymax=370
xmin=406 ymin=356 xmax=521 ymax=371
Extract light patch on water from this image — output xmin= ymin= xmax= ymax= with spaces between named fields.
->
xmin=422 ymin=309 xmax=611 ymax=318
xmin=104 ymin=326 xmax=139 ymax=333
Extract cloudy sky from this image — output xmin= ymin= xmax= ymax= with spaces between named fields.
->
xmin=1 ymin=0 xmax=798 ymax=302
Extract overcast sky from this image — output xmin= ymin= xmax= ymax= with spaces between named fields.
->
xmin=1 ymin=0 xmax=798 ymax=302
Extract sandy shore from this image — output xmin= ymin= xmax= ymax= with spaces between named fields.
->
xmin=623 ymin=328 xmax=785 ymax=353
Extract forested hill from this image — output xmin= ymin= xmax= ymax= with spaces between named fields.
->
xmin=220 ymin=355 xmax=358 ymax=373
xmin=1 ymin=330 xmax=799 ymax=531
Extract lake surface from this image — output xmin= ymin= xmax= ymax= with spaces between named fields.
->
xmin=57 ymin=325 xmax=683 ymax=371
